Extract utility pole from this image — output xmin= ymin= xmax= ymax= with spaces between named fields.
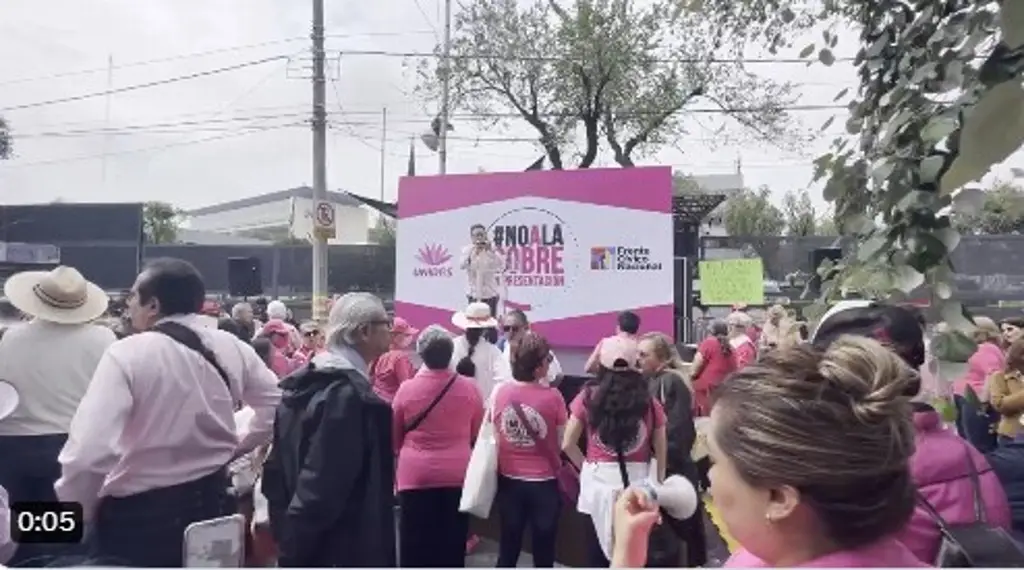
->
xmin=380 ymin=107 xmax=387 ymax=201
xmin=311 ymin=0 xmax=329 ymax=322
xmin=438 ymin=0 xmax=453 ymax=174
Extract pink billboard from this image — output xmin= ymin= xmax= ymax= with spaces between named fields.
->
xmin=394 ymin=166 xmax=674 ymax=348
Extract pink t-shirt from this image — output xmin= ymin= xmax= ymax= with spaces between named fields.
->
xmin=725 ymin=538 xmax=927 ymax=567
xmin=954 ymin=341 xmax=1005 ymax=396
xmin=569 ymin=388 xmax=666 ymax=463
xmin=371 ymin=349 xmax=416 ymax=403
xmin=392 ymin=368 xmax=484 ymax=491
xmin=492 ymin=381 xmax=568 ymax=480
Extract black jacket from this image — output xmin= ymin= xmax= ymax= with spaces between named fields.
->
xmin=649 ymin=370 xmax=697 ymax=478
xmin=262 ymin=354 xmax=395 ymax=567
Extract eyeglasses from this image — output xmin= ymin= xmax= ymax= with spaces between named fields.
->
xmin=502 ymin=325 xmax=521 ymax=333
xmin=369 ymin=319 xmax=393 ymax=330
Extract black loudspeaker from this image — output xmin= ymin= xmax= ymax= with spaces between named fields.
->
xmin=227 ymin=257 xmax=263 ymax=296
xmin=807 ymin=247 xmax=843 ymax=296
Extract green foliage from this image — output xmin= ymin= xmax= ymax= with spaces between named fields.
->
xmin=0 ymin=116 xmax=11 ymax=160
xmin=806 ymin=0 xmax=1024 ymax=349
xmin=781 ymin=188 xmax=818 ymax=236
xmin=672 ymin=172 xmax=703 ymax=194
xmin=723 ymin=186 xmax=785 ymax=236
xmin=953 ymin=180 xmax=1024 ymax=235
xmin=142 ymin=201 xmax=183 ymax=244
xmin=417 ymin=0 xmax=799 ymax=169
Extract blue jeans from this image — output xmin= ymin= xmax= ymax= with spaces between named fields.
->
xmin=955 ymin=395 xmax=999 ymax=453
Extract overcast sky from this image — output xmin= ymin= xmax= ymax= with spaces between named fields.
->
xmin=0 ymin=0 xmax=1021 ymax=213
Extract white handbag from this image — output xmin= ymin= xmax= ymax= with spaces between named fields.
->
xmin=459 ymin=407 xmax=500 ymax=518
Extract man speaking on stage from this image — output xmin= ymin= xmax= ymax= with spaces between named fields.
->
xmin=459 ymin=223 xmax=505 ymax=317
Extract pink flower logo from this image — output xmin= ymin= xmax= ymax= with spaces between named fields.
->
xmin=416 ymin=244 xmax=452 ymax=266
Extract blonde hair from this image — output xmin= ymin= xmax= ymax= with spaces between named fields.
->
xmin=713 ymin=335 xmax=916 ymax=550
xmin=973 ymin=316 xmax=1001 ymax=345
xmin=639 ymin=332 xmax=692 ymax=391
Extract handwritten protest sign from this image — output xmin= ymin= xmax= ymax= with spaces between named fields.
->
xmin=698 ymin=259 xmax=764 ymax=306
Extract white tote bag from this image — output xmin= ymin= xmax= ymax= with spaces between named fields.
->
xmin=459 ymin=408 xmax=499 ymax=518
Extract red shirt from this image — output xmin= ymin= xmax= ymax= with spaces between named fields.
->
xmin=371 ymin=350 xmax=416 ymax=404
xmin=569 ymin=389 xmax=666 ymax=463
xmin=492 ymin=381 xmax=568 ymax=480
xmin=692 ymin=336 xmax=735 ymax=415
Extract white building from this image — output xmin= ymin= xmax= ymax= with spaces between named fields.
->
xmin=185 ymin=186 xmax=371 ymax=244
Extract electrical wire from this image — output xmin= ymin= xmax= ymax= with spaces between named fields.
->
xmin=331 ymin=48 xmax=857 ymax=65
xmin=0 ymin=56 xmax=288 ymax=113
xmin=0 ymin=30 xmax=437 ymax=87
xmin=3 ymin=123 xmax=302 ymax=169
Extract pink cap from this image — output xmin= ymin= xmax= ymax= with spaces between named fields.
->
xmin=598 ymin=336 xmax=639 ymax=370
xmin=262 ymin=319 xmax=290 ymax=336
xmin=392 ymin=317 xmax=419 ymax=337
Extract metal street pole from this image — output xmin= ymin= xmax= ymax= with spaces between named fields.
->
xmin=438 ymin=0 xmax=452 ymax=175
xmin=380 ymin=106 xmax=387 ymax=201
xmin=311 ymin=0 xmax=329 ymax=321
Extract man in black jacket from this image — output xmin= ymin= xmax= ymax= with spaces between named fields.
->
xmin=262 ymin=292 xmax=395 ymax=567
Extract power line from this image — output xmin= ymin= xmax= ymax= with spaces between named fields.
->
xmin=15 ymin=113 xmax=309 ymax=139
xmin=2 ymin=123 xmax=302 ymax=169
xmin=330 ymin=48 xmax=857 ymax=65
xmin=0 ymin=56 xmax=288 ymax=113
xmin=0 ymin=30 xmax=437 ymax=87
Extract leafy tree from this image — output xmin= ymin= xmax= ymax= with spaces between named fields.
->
xmin=816 ymin=214 xmax=838 ymax=236
xmin=723 ymin=186 xmax=785 ymax=236
xmin=672 ymin=172 xmax=702 ymax=194
xmin=953 ymin=181 xmax=1024 ymax=235
xmin=143 ymin=201 xmax=183 ymax=244
xmin=804 ymin=0 xmax=1024 ymax=351
xmin=0 ymin=116 xmax=11 ymax=160
xmin=418 ymin=0 xmax=799 ymax=169
xmin=781 ymin=188 xmax=818 ymax=236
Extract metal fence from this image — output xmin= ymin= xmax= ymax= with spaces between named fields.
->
xmin=703 ymin=235 xmax=1024 ymax=303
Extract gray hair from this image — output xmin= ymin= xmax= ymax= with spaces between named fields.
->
xmin=231 ymin=302 xmax=252 ymax=319
xmin=416 ymin=324 xmax=452 ymax=355
xmin=326 ymin=292 xmax=387 ymax=347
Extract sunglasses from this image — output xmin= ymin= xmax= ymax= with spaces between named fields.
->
xmin=502 ymin=325 xmax=522 ymax=333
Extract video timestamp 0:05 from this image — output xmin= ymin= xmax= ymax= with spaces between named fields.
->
xmin=10 ymin=501 xmax=85 ymax=544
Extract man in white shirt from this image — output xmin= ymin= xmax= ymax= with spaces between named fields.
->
xmin=459 ymin=223 xmax=505 ymax=317
xmin=0 ymin=265 xmax=116 ymax=566
xmin=500 ymin=309 xmax=563 ymax=386
xmin=56 ymin=258 xmax=281 ymax=567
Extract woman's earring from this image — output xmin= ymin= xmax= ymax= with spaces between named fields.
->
xmin=765 ymin=512 xmax=775 ymax=523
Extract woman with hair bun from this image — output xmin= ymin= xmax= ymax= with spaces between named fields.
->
xmin=809 ymin=301 xmax=1010 ymax=564
xmin=611 ymin=336 xmax=925 ymax=567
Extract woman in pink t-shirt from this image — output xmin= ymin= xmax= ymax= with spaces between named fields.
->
xmin=371 ymin=317 xmax=419 ymax=403
xmin=609 ymin=337 xmax=925 ymax=568
xmin=492 ymin=332 xmax=568 ymax=568
xmin=392 ymin=325 xmax=484 ymax=568
xmin=691 ymin=320 xmax=735 ymax=416
xmin=562 ymin=338 xmax=667 ymax=567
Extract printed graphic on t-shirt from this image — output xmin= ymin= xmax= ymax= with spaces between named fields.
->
xmin=592 ymin=420 xmax=647 ymax=457
xmin=499 ymin=404 xmax=547 ymax=447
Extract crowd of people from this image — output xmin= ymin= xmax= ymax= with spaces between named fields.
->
xmin=4 ymin=248 xmax=1024 ymax=569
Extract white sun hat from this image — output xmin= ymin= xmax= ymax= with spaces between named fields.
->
xmin=3 ymin=266 xmax=108 ymax=325
xmin=451 ymin=301 xmax=498 ymax=330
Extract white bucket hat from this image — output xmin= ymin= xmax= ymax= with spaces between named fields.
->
xmin=451 ymin=301 xmax=498 ymax=330
xmin=4 ymin=266 xmax=109 ymax=325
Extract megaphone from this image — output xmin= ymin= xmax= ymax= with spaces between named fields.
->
xmin=638 ymin=475 xmax=699 ymax=520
